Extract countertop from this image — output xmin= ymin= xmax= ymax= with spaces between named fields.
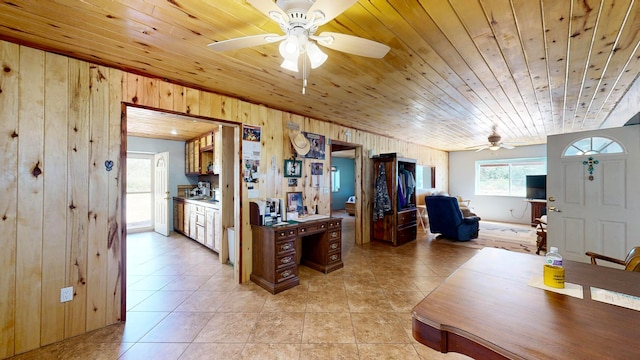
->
xmin=173 ymin=196 xmax=220 ymax=208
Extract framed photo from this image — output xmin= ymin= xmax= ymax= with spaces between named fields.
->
xmin=287 ymin=192 xmax=304 ymax=215
xmin=284 ymin=159 xmax=302 ymax=178
xmin=302 ymin=131 xmax=326 ymax=160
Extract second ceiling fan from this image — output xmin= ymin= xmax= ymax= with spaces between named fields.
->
xmin=471 ymin=126 xmax=516 ymax=152
xmin=208 ymin=0 xmax=390 ymax=94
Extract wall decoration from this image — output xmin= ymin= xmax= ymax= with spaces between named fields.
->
xmin=288 ymin=178 xmax=298 ymax=187
xmin=242 ymin=124 xmax=262 ymax=182
xmin=582 ymin=156 xmax=599 ymax=181
xmin=302 ymin=131 xmax=326 ymax=159
xmin=311 ymin=162 xmax=323 ymax=188
xmin=284 ymin=159 xmax=302 ymax=178
xmin=287 ymin=192 xmax=304 ymax=216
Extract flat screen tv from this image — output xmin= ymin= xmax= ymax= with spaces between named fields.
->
xmin=526 ymin=175 xmax=547 ymax=200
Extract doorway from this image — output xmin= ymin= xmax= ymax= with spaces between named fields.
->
xmin=330 ymin=141 xmax=363 ymax=244
xmin=122 ymin=104 xmax=242 ymax=318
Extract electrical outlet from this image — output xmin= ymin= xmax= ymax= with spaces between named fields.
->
xmin=60 ymin=286 xmax=73 ymax=303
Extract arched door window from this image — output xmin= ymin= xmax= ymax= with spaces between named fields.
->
xmin=563 ymin=136 xmax=624 ymax=157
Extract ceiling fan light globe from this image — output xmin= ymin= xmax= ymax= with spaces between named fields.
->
xmin=489 ymin=145 xmax=501 ymax=151
xmin=307 ymin=42 xmax=327 ymax=68
xmin=279 ymin=38 xmax=299 ymax=59
xmin=281 ymin=58 xmax=299 ymax=72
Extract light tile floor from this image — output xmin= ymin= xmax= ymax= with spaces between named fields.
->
xmin=9 ymin=212 xmax=476 ymax=359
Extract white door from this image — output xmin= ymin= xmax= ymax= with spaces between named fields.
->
xmin=154 ymin=152 xmax=170 ymax=236
xmin=546 ymin=126 xmax=640 ymax=263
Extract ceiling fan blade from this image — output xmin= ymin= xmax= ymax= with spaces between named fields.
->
xmin=308 ymin=0 xmax=358 ymax=25
xmin=475 ymin=147 xmax=488 ymax=152
xmin=247 ymin=0 xmax=288 ymax=20
xmin=500 ymin=144 xmax=515 ymax=150
xmin=316 ymin=32 xmax=390 ymax=58
xmin=208 ymin=34 xmax=280 ymax=52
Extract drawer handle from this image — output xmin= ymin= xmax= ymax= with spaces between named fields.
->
xmin=281 ymin=256 xmax=292 ymax=264
xmin=321 ymin=224 xmax=326 ymax=228
xmin=331 ymin=232 xmax=338 ymax=238
xmin=281 ymin=270 xmax=291 ymax=278
xmin=330 ymin=243 xmax=338 ymax=250
xmin=300 ymin=228 xmax=306 ymax=232
xmin=330 ymin=254 xmax=339 ymax=261
xmin=279 ymin=232 xmax=285 ymax=237
xmin=281 ymin=243 xmax=292 ymax=251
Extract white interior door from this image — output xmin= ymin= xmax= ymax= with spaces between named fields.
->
xmin=154 ymin=152 xmax=170 ymax=236
xmin=547 ymin=126 xmax=640 ymax=264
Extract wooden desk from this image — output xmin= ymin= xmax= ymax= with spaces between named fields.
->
xmin=412 ymin=248 xmax=640 ymax=359
xmin=250 ymin=218 xmax=343 ymax=294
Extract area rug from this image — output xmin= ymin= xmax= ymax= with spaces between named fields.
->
xmin=434 ymin=221 xmax=539 ymax=255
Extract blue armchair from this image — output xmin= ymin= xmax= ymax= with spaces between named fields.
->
xmin=425 ymin=195 xmax=481 ymax=241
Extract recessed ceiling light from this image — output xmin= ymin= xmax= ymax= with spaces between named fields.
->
xmin=171 ymin=129 xmax=178 ymax=135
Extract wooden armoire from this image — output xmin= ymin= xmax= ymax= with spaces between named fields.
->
xmin=371 ymin=153 xmax=418 ymax=246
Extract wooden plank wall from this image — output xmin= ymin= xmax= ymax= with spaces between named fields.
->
xmin=0 ymin=39 xmax=448 ymax=358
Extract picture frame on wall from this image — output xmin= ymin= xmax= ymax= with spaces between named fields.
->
xmin=284 ymin=159 xmax=302 ymax=178
xmin=287 ymin=192 xmax=304 ymax=215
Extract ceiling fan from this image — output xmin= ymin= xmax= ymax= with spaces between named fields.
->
xmin=207 ymin=0 xmax=390 ymax=94
xmin=471 ymin=126 xmax=515 ymax=152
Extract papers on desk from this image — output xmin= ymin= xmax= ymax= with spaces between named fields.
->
xmin=591 ymin=287 xmax=640 ymax=312
xmin=528 ymin=276 xmax=584 ymax=299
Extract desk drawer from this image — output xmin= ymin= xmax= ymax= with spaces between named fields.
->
xmin=328 ymin=219 xmax=342 ymax=229
xmin=276 ymin=239 xmax=296 ymax=256
xmin=276 ymin=265 xmax=297 ymax=283
xmin=277 ymin=253 xmax=295 ymax=269
xmin=398 ymin=209 xmax=417 ymax=226
xmin=299 ymin=222 xmax=327 ymax=234
xmin=328 ymin=240 xmax=341 ymax=252
xmin=276 ymin=228 xmax=297 ymax=240
xmin=328 ymin=229 xmax=341 ymax=241
xmin=327 ymin=251 xmax=341 ymax=264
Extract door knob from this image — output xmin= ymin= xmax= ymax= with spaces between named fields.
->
xmin=548 ymin=206 xmax=561 ymax=212
xmin=548 ymin=197 xmax=555 ymax=202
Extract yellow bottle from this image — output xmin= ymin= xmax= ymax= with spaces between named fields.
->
xmin=543 ymin=247 xmax=565 ymax=288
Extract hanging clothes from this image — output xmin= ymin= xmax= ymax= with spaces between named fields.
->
xmin=373 ymin=163 xmax=392 ymax=221
xmin=403 ymin=168 xmax=416 ymax=205
xmin=398 ymin=175 xmax=406 ymax=208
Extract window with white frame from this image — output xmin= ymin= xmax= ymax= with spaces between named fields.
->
xmin=563 ymin=136 xmax=624 ymax=156
xmin=126 ymin=153 xmax=154 ymax=229
xmin=475 ymin=157 xmax=546 ymax=197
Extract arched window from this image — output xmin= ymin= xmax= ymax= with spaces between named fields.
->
xmin=563 ymin=136 xmax=624 ymax=156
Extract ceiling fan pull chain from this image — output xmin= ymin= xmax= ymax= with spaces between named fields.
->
xmin=302 ymin=52 xmax=307 ymax=94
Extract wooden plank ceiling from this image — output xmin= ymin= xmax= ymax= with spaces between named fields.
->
xmin=1 ymin=0 xmax=639 ymax=151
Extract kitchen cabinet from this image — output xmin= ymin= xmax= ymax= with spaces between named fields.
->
xmin=205 ymin=207 xmax=222 ymax=252
xmin=173 ymin=199 xmax=185 ymax=233
xmin=173 ymin=197 xmax=221 ymax=253
xmin=185 ymin=127 xmax=220 ymax=175
xmin=185 ymin=138 xmax=201 ymax=175
xmin=213 ymin=208 xmax=221 ymax=252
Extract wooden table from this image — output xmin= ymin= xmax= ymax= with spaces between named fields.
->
xmin=412 ymin=248 xmax=640 ymax=359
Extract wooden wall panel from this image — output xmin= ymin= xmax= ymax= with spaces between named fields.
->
xmin=0 ymin=40 xmax=449 ymax=357
xmin=106 ymin=68 xmax=124 ymax=324
xmin=86 ymin=65 xmax=110 ymax=331
xmin=15 ymin=46 xmax=45 ymax=354
xmin=158 ymin=80 xmax=174 ymax=110
xmin=0 ymin=41 xmax=19 ymax=359
xmin=65 ymin=59 xmax=90 ymax=338
xmin=40 ymin=53 xmax=69 ymax=346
